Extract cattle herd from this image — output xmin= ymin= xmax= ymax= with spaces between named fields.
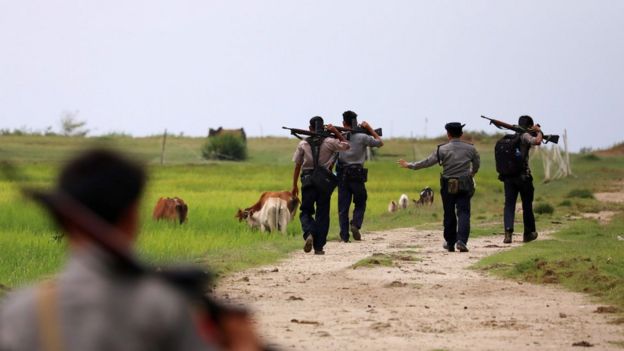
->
xmin=152 ymin=187 xmax=433 ymax=232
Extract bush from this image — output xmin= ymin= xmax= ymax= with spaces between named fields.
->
xmin=201 ymin=134 xmax=247 ymax=161
xmin=566 ymin=189 xmax=594 ymax=199
xmin=558 ymin=200 xmax=572 ymax=207
xmin=534 ymin=203 xmax=555 ymax=215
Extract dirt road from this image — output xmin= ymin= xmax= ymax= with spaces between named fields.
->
xmin=217 ymin=229 xmax=623 ymax=350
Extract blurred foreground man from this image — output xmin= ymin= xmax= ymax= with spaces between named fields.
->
xmin=292 ymin=116 xmax=350 ymax=254
xmin=398 ymin=123 xmax=480 ymax=252
xmin=0 ymin=150 xmax=217 ymax=351
xmin=336 ymin=110 xmax=383 ymax=242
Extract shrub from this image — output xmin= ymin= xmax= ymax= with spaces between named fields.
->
xmin=558 ymin=200 xmax=572 ymax=207
xmin=201 ymin=134 xmax=247 ymax=161
xmin=580 ymin=154 xmax=600 ymax=161
xmin=566 ymin=189 xmax=594 ymax=199
xmin=534 ymin=203 xmax=555 ymax=215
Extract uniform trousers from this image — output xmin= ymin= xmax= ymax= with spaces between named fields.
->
xmin=440 ymin=185 xmax=472 ymax=245
xmin=337 ymin=180 xmax=367 ymax=241
xmin=503 ymin=175 xmax=536 ymax=235
xmin=300 ymin=183 xmax=333 ymax=251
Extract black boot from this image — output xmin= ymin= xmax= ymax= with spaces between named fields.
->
xmin=503 ymin=231 xmax=513 ymax=244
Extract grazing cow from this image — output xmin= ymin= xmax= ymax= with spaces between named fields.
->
xmin=388 ymin=200 xmax=398 ymax=213
xmin=413 ymin=187 xmax=434 ymax=206
xmin=236 ymin=191 xmax=300 ymax=233
xmin=398 ymin=194 xmax=409 ymax=209
xmin=245 ymin=197 xmax=290 ymax=233
xmin=152 ymin=197 xmax=188 ymax=224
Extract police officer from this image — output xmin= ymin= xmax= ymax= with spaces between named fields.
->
xmin=0 ymin=150 xmax=218 ymax=351
xmin=398 ymin=123 xmax=480 ymax=252
xmin=502 ymin=115 xmax=542 ymax=244
xmin=292 ymin=116 xmax=350 ymax=255
xmin=336 ymin=110 xmax=383 ymax=242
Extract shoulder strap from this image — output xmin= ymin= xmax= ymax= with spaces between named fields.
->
xmin=436 ymin=143 xmax=445 ymax=166
xmin=306 ymin=136 xmax=325 ymax=169
xmin=36 ymin=279 xmax=64 ymax=351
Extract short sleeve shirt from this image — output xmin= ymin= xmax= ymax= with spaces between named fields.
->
xmin=292 ymin=138 xmax=350 ymax=171
xmin=338 ymin=133 xmax=383 ymax=165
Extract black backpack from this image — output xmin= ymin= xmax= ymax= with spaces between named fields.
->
xmin=303 ymin=136 xmax=338 ymax=194
xmin=495 ymin=134 xmax=523 ymax=178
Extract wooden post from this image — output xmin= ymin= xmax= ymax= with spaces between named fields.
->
xmin=160 ymin=129 xmax=167 ymax=165
xmin=563 ymin=129 xmax=572 ymax=176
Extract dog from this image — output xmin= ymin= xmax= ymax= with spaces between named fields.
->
xmin=413 ymin=187 xmax=434 ymax=206
xmin=398 ymin=194 xmax=409 ymax=209
xmin=388 ymin=200 xmax=398 ymax=213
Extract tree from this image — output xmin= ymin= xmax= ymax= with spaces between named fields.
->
xmin=60 ymin=110 xmax=89 ymax=136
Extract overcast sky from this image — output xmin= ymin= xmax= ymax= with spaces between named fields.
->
xmin=1 ymin=0 xmax=622 ymax=151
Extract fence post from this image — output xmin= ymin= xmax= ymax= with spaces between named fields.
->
xmin=160 ymin=129 xmax=167 ymax=165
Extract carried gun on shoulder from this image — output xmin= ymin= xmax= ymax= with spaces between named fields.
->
xmin=333 ymin=125 xmax=383 ymax=137
xmin=481 ymin=115 xmax=559 ymax=144
xmin=282 ymin=126 xmax=337 ymax=139
xmin=335 ymin=116 xmax=382 ymax=136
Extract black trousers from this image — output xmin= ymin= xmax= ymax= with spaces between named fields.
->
xmin=300 ymin=183 xmax=333 ymax=251
xmin=337 ymin=180 xmax=367 ymax=241
xmin=440 ymin=185 xmax=472 ymax=245
xmin=503 ymin=175 xmax=536 ymax=234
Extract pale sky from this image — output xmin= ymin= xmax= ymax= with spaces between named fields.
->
xmin=1 ymin=0 xmax=622 ymax=151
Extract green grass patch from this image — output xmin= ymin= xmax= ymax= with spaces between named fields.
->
xmin=475 ymin=214 xmax=624 ymax=309
xmin=534 ymin=203 xmax=555 ymax=215
xmin=352 ymin=253 xmax=394 ymax=269
xmin=352 ymin=250 xmax=420 ymax=269
xmin=567 ymin=189 xmax=595 ymax=199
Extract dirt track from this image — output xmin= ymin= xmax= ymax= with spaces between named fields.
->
xmin=217 ymin=227 xmax=624 ymax=350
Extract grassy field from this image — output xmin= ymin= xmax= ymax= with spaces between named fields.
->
xmin=1 ymin=133 xmax=624 ymax=304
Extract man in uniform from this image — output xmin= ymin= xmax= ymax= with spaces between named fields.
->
xmin=292 ymin=116 xmax=350 ymax=255
xmin=502 ymin=115 xmax=542 ymax=244
xmin=398 ymin=123 xmax=480 ymax=252
xmin=0 ymin=149 xmax=217 ymax=351
xmin=336 ymin=110 xmax=383 ymax=242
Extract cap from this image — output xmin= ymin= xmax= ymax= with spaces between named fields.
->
xmin=445 ymin=122 xmax=465 ymax=132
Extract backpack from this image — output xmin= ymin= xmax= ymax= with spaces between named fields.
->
xmin=303 ymin=136 xmax=338 ymax=194
xmin=495 ymin=134 xmax=524 ymax=178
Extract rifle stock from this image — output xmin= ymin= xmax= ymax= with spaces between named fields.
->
xmin=481 ymin=115 xmax=559 ymax=144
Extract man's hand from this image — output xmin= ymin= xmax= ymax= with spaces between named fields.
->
xmin=361 ymin=121 xmax=371 ymax=131
xmin=291 ymin=185 xmax=299 ymax=198
xmin=530 ymin=124 xmax=542 ymax=133
xmin=397 ymin=159 xmax=410 ymax=168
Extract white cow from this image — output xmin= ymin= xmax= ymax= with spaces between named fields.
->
xmin=246 ymin=197 xmax=290 ymax=234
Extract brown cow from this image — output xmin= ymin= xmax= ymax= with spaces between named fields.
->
xmin=236 ymin=191 xmax=300 ymax=228
xmin=153 ymin=197 xmax=188 ymax=224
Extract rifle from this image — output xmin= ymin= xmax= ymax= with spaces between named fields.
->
xmin=481 ymin=115 xmax=559 ymax=144
xmin=333 ymin=125 xmax=383 ymax=137
xmin=1 ymin=162 xmax=272 ymax=351
xmin=282 ymin=126 xmax=337 ymax=140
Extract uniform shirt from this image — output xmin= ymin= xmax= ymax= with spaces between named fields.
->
xmin=338 ymin=133 xmax=383 ymax=165
xmin=0 ymin=248 xmax=214 ymax=351
xmin=292 ymin=137 xmax=350 ymax=171
xmin=407 ymin=139 xmax=480 ymax=178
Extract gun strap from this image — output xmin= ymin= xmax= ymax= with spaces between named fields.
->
xmin=36 ymin=279 xmax=65 ymax=351
xmin=306 ymin=136 xmax=324 ymax=170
